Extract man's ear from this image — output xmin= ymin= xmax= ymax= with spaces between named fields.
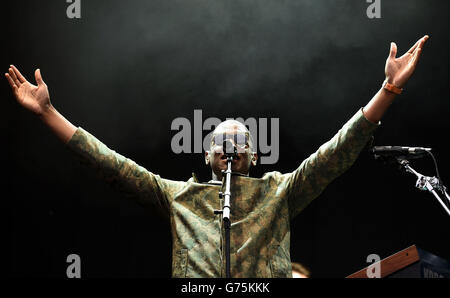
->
xmin=251 ymin=152 xmax=258 ymax=166
xmin=205 ymin=151 xmax=211 ymax=165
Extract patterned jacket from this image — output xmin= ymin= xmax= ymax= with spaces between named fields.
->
xmin=66 ymin=108 xmax=378 ymax=277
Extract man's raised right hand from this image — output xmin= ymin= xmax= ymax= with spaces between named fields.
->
xmin=5 ymin=65 xmax=76 ymax=143
xmin=5 ymin=65 xmax=51 ymax=116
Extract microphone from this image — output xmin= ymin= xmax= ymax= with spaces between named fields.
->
xmin=371 ymin=146 xmax=432 ymax=159
xmin=223 ymin=139 xmax=237 ymax=157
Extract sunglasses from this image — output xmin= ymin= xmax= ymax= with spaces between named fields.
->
xmin=212 ymin=132 xmax=249 ymax=148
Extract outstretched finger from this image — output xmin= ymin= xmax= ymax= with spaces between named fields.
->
xmin=411 ymin=47 xmax=423 ymax=67
xmin=10 ymin=64 xmax=27 ymax=83
xmin=407 ymin=39 xmax=421 ymax=54
xmin=5 ymin=73 xmax=18 ymax=95
xmin=389 ymin=42 xmax=397 ymax=59
xmin=35 ymin=69 xmax=45 ymax=86
xmin=418 ymin=35 xmax=429 ymax=50
xmin=8 ymin=67 xmax=21 ymax=87
xmin=411 ymin=36 xmax=428 ymax=66
xmin=5 ymin=73 xmax=17 ymax=88
xmin=407 ymin=35 xmax=429 ymax=54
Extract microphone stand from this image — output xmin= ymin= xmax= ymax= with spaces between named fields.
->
xmin=222 ymin=154 xmax=232 ymax=278
xmin=214 ymin=144 xmax=236 ymax=278
xmin=396 ymin=158 xmax=450 ymax=217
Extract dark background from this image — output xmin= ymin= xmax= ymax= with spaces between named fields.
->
xmin=4 ymin=0 xmax=450 ymax=278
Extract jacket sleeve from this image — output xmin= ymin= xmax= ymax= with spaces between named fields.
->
xmin=283 ymin=108 xmax=379 ymax=219
xmin=66 ymin=127 xmax=186 ymax=217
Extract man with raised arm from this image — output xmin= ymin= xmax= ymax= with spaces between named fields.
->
xmin=5 ymin=36 xmax=429 ymax=277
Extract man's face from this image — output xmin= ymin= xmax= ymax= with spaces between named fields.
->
xmin=205 ymin=120 xmax=257 ymax=180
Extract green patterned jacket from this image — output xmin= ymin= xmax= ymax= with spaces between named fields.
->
xmin=66 ymin=108 xmax=378 ymax=277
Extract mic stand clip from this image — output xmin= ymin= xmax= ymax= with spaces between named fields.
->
xmin=396 ymin=158 xmax=450 ymax=217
